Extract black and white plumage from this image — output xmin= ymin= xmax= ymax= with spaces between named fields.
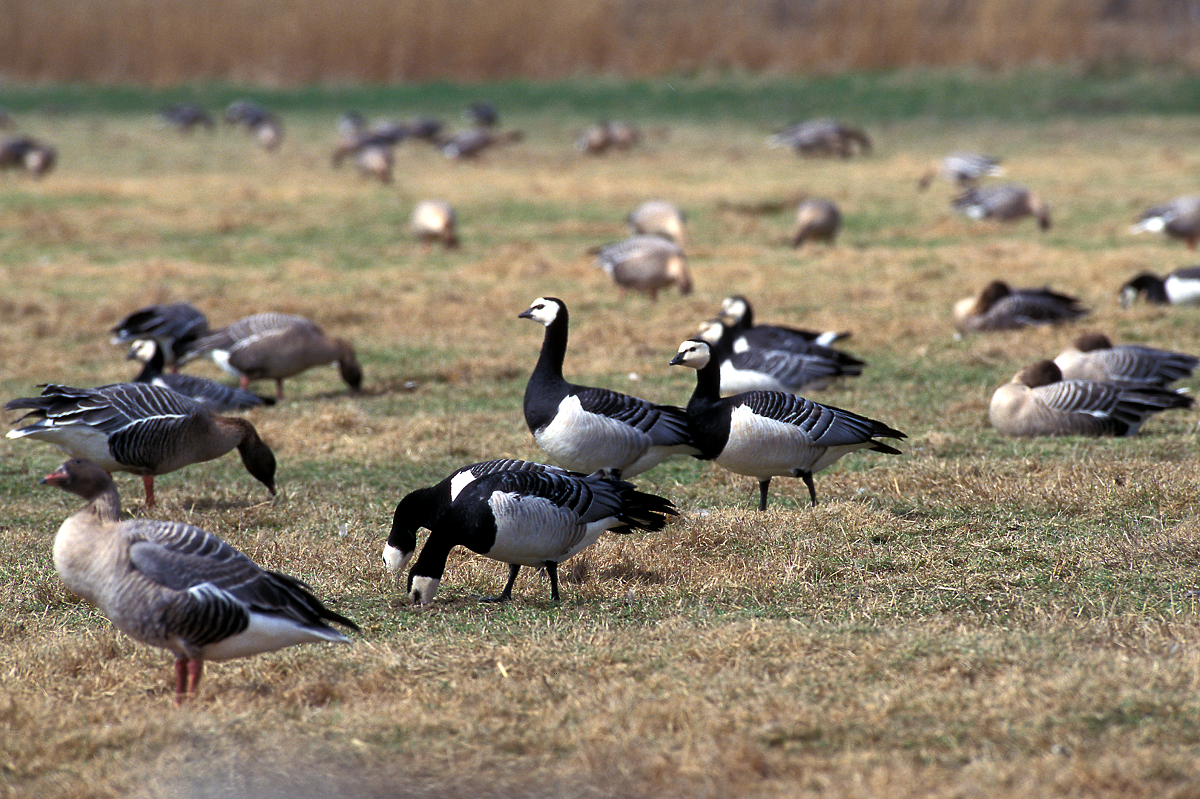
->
xmin=127 ymin=339 xmax=274 ymax=412
xmin=110 ymin=301 xmax=209 ymax=371
xmin=520 ymin=297 xmax=699 ymax=478
xmin=0 ymin=135 xmax=56 ymax=178
xmin=41 ymin=458 xmax=356 ymax=701
xmin=952 ymin=183 xmax=1051 ymax=230
xmin=383 ymin=458 xmax=573 ymax=576
xmin=669 ymin=339 xmax=905 ymax=511
xmin=5 ymin=382 xmax=277 ymax=508
xmin=1119 ymin=267 xmax=1200 ymax=307
xmin=697 ymin=319 xmax=863 ymax=394
xmin=1053 ymin=333 xmax=1199 ymax=389
xmin=989 ymin=360 xmax=1193 ymax=437
xmin=404 ymin=469 xmax=677 ymax=604
xmin=953 ymin=280 xmax=1088 ymax=334
xmin=1130 ymin=195 xmax=1200 ymax=249
xmin=718 ymin=295 xmax=850 ymax=353
xmin=918 ymin=152 xmax=1003 ymax=190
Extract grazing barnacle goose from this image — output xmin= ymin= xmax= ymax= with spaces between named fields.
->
xmin=593 ymin=234 xmax=693 ymax=301
xmin=5 ymin=383 xmax=277 ymax=508
xmin=917 ymin=152 xmax=1003 ymax=190
xmin=989 ymin=360 xmax=1193 ymax=437
xmin=669 ymin=338 xmax=905 ymax=511
xmin=404 ymin=468 xmax=677 ymax=605
xmin=1119 ymin=266 xmax=1200 ymax=307
xmin=1130 ymin=195 xmax=1200 ymax=249
xmin=126 ymin=339 xmax=274 ymax=412
xmin=952 ymin=280 xmax=1088 ymax=334
xmin=696 ymin=319 xmax=863 ymax=394
xmin=110 ymin=301 xmax=209 ymax=370
xmin=519 ymin=296 xmax=699 ymax=478
xmin=791 ymin=198 xmax=841 ymax=246
xmin=952 ymin=183 xmax=1051 ymax=230
xmin=1053 ymin=333 xmax=1199 ymax=390
xmin=40 ymin=458 xmax=356 ymax=702
xmin=383 ymin=458 xmax=573 ymax=575
xmin=0 ymin=135 xmax=57 ymax=178
xmin=718 ymin=295 xmax=851 ymax=352
xmin=627 ymin=200 xmax=687 ymax=247
xmin=178 ymin=312 xmax=362 ymax=400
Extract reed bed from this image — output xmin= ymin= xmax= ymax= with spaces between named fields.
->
xmin=5 ymin=0 xmax=1200 ymax=85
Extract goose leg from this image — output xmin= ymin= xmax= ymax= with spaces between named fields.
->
xmin=546 ymin=562 xmax=560 ymax=601
xmin=757 ymin=479 xmax=771 ymax=511
xmin=481 ymin=564 xmax=520 ymax=603
xmin=275 ymin=379 xmax=285 ymax=401
xmin=800 ymin=472 xmax=818 ymax=507
xmin=142 ymin=474 xmax=156 ymax=508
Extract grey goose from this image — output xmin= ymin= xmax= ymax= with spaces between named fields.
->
xmin=410 ymin=199 xmax=459 ymax=249
xmin=669 ymin=338 xmax=905 ymax=511
xmin=952 ymin=183 xmax=1051 ymax=230
xmin=593 ymin=235 xmax=693 ymax=301
xmin=404 ymin=469 xmax=677 ymax=605
xmin=41 ymin=458 xmax=356 ymax=702
xmin=791 ymin=199 xmax=841 ymax=246
xmin=127 ymin=339 xmax=274 ymax=412
xmin=989 ymin=360 xmax=1193 ymax=437
xmin=179 ymin=312 xmax=362 ymax=400
xmin=953 ymin=280 xmax=1088 ymax=334
xmin=1053 ymin=333 xmax=1199 ymax=389
xmin=918 ymin=152 xmax=1003 ymax=190
xmin=767 ymin=118 xmax=871 ymax=158
xmin=1130 ymin=195 xmax=1200 ymax=249
xmin=520 ymin=297 xmax=699 ymax=478
xmin=5 ymin=382 xmax=276 ymax=508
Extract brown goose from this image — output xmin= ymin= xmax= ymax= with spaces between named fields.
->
xmin=410 ymin=199 xmax=459 ymax=249
xmin=40 ymin=458 xmax=356 ymax=702
xmin=952 ymin=183 xmax=1051 ymax=230
xmin=5 ymin=383 xmax=276 ymax=507
xmin=180 ymin=313 xmax=362 ymax=400
xmin=593 ymin=235 xmax=692 ymax=301
xmin=627 ymin=200 xmax=686 ymax=247
xmin=767 ymin=118 xmax=871 ymax=158
xmin=791 ymin=199 xmax=841 ymax=246
xmin=1130 ymin=196 xmax=1200 ymax=249
xmin=989 ymin=360 xmax=1193 ymax=437
xmin=1052 ymin=333 xmax=1199 ymax=389
xmin=953 ymin=280 xmax=1088 ymax=334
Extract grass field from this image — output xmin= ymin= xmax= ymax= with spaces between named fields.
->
xmin=3 ymin=76 xmax=1200 ymax=797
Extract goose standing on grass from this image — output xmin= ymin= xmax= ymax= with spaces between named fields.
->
xmin=519 ymin=297 xmax=699 ymax=478
xmin=5 ymin=383 xmax=277 ymax=508
xmin=669 ymin=338 xmax=905 ymax=511
xmin=718 ymin=295 xmax=851 ymax=352
xmin=1130 ymin=196 xmax=1200 ymax=249
xmin=791 ymin=199 xmax=841 ymax=246
xmin=180 ymin=313 xmax=362 ymax=400
xmin=952 ymin=183 xmax=1051 ymax=230
xmin=405 ymin=469 xmax=677 ymax=605
xmin=627 ymin=200 xmax=687 ymax=247
xmin=0 ymin=135 xmax=57 ymax=178
xmin=40 ymin=458 xmax=356 ymax=702
xmin=110 ymin=302 xmax=209 ymax=372
xmin=383 ymin=459 xmax=573 ymax=576
xmin=989 ymin=360 xmax=1193 ymax=437
xmin=918 ymin=152 xmax=1003 ymax=190
xmin=593 ymin=235 xmax=693 ymax=301
xmin=1053 ymin=333 xmax=1199 ymax=389
xmin=410 ymin=199 xmax=460 ymax=249
xmin=953 ymin=280 xmax=1088 ymax=334
xmin=1119 ymin=267 xmax=1200 ymax=307
xmin=127 ymin=340 xmax=274 ymax=412
xmin=696 ymin=319 xmax=864 ymax=394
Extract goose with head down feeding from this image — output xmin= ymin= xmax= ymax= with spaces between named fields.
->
xmin=519 ymin=296 xmax=699 ymax=478
xmin=918 ymin=152 xmax=1003 ymax=190
xmin=669 ymin=338 xmax=905 ymax=511
xmin=1052 ymin=333 xmax=1199 ymax=389
xmin=127 ymin=339 xmax=274 ymax=412
xmin=593 ymin=235 xmax=692 ymax=302
xmin=179 ymin=312 xmax=362 ymax=400
xmin=5 ymin=382 xmax=276 ymax=508
xmin=40 ymin=458 xmax=356 ymax=702
xmin=989 ymin=360 xmax=1193 ymax=437
xmin=1119 ymin=266 xmax=1200 ymax=307
xmin=952 ymin=183 xmax=1051 ymax=230
xmin=404 ymin=468 xmax=677 ymax=605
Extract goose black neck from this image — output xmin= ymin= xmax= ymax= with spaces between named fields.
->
xmin=532 ymin=306 xmax=569 ymax=382
xmin=133 ymin=344 xmax=166 ymax=382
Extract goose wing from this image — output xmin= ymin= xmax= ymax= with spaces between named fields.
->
xmin=730 ymin=348 xmax=852 ymax=388
xmin=154 ymin=373 xmax=268 ymax=412
xmin=571 ymin=386 xmax=693 ymax=446
xmin=738 ymin=392 xmax=905 ymax=448
xmin=986 ymin=290 xmax=1087 ymax=328
xmin=111 ymin=302 xmax=208 ymax=344
xmin=181 ymin=313 xmax=313 ymax=361
xmin=1088 ymin=346 xmax=1198 ymax=388
xmin=1031 ymin=379 xmax=1122 ymax=416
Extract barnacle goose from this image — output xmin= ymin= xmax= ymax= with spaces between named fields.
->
xmin=404 ymin=469 xmax=677 ymax=604
xmin=127 ymin=339 xmax=274 ymax=412
xmin=1119 ymin=266 xmax=1200 ymax=307
xmin=519 ymin=296 xmax=699 ymax=477
xmin=669 ymin=338 xmax=905 ymax=510
xmin=110 ymin=301 xmax=209 ymax=371
xmin=718 ymin=295 xmax=851 ymax=352
xmin=696 ymin=319 xmax=863 ymax=394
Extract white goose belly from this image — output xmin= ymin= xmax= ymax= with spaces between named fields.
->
xmin=10 ymin=424 xmax=124 ymax=473
xmin=486 ymin=492 xmax=608 ymax=565
xmin=1165 ymin=275 xmax=1200 ymax=305
xmin=534 ymin=395 xmax=648 ymax=473
xmin=714 ymin=406 xmax=821 ymax=480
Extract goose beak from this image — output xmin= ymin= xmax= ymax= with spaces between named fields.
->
xmin=668 ymin=352 xmax=686 ymax=366
xmin=517 ymin=307 xmax=534 ymax=319
xmin=40 ymin=465 xmax=70 ymax=486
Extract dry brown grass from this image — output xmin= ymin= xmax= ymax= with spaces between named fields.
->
xmin=4 ymin=0 xmax=1200 ymax=84
xmin=2 ymin=108 xmax=1200 ymax=797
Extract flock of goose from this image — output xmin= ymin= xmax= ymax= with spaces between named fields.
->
xmin=7 ymin=103 xmax=1200 ymax=701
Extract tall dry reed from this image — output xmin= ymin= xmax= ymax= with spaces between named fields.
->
xmin=3 ymin=0 xmax=1199 ymax=85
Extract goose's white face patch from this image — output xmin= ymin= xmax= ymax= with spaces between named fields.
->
xmin=696 ymin=320 xmax=723 ymax=345
xmin=523 ymin=297 xmax=561 ymax=326
xmin=130 ymin=339 xmax=157 ymax=362
xmin=721 ymin=297 xmax=747 ymax=321
xmin=408 ymin=576 xmax=440 ymax=605
xmin=382 ymin=543 xmax=412 ymax=574
xmin=673 ymin=340 xmax=711 ymax=369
